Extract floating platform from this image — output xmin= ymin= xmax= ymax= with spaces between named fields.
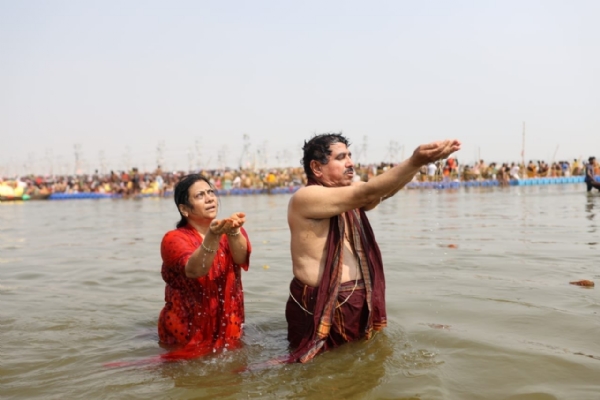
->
xmin=405 ymin=176 xmax=588 ymax=189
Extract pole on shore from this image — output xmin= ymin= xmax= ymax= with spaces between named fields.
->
xmin=239 ymin=134 xmax=251 ymax=170
xmin=552 ymin=144 xmax=559 ymax=164
xmin=521 ymin=122 xmax=526 ymax=167
xmin=74 ymin=143 xmax=82 ymax=175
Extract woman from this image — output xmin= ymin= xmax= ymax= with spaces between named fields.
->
xmin=158 ymin=173 xmax=251 ymax=360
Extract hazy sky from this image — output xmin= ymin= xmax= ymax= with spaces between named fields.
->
xmin=2 ymin=0 xmax=599 ymax=174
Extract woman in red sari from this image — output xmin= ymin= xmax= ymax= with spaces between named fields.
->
xmin=158 ymin=174 xmax=251 ymax=360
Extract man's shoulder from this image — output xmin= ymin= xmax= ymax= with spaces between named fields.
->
xmin=288 ymin=188 xmax=335 ymax=224
xmin=295 ymin=184 xmax=324 ymax=192
xmin=290 ymin=185 xmax=323 ymax=203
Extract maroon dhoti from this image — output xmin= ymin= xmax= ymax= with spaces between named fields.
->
xmin=281 ymin=204 xmax=387 ymax=364
xmin=286 ymin=277 xmax=369 ymax=352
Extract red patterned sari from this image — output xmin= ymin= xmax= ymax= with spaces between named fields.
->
xmin=157 ymin=224 xmax=251 ymax=360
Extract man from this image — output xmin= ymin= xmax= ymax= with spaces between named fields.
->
xmin=585 ymin=156 xmax=600 ymax=192
xmin=285 ymin=133 xmax=460 ymax=363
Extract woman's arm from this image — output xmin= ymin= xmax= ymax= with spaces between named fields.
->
xmin=185 ymin=230 xmax=221 ymax=278
xmin=223 ymin=212 xmax=248 ymax=266
xmin=226 ymin=228 xmax=249 ymax=266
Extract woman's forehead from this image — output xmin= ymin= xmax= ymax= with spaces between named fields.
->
xmin=189 ymin=180 xmax=211 ymax=192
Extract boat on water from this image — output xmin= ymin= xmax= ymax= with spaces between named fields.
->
xmin=0 ymin=193 xmax=52 ymax=202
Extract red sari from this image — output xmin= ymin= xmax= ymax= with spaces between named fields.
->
xmin=157 ymin=224 xmax=251 ymax=360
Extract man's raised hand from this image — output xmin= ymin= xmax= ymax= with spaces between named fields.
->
xmin=409 ymin=140 xmax=461 ymax=167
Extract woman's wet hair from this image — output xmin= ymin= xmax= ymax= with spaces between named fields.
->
xmin=301 ymin=133 xmax=350 ymax=178
xmin=173 ymin=174 xmax=215 ymax=228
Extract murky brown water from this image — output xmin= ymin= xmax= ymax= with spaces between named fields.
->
xmin=1 ymin=184 xmax=599 ymax=400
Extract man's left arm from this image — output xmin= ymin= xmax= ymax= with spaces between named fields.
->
xmin=356 ymin=166 xmax=416 ymax=212
xmin=358 ymin=140 xmax=460 ymax=212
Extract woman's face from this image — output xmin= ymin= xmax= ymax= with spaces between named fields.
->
xmin=181 ymin=180 xmax=218 ymax=222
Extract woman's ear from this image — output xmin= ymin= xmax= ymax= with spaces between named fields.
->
xmin=178 ymin=204 xmax=188 ymax=217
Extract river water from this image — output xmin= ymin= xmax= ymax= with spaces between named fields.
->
xmin=1 ymin=184 xmax=599 ymax=400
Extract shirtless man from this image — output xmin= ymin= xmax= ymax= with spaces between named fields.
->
xmin=285 ymin=133 xmax=460 ymax=363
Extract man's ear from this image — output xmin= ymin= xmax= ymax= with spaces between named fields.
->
xmin=310 ymin=160 xmax=322 ymax=177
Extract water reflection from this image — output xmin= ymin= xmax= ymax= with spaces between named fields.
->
xmin=252 ymin=333 xmax=395 ymax=399
xmin=585 ymin=194 xmax=598 ymax=245
xmin=585 ymin=193 xmax=597 ymax=221
xmin=156 ymin=332 xmax=395 ymax=399
xmin=159 ymin=352 xmax=247 ymax=392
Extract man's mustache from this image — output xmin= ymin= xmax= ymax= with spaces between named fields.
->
xmin=345 ymin=168 xmax=354 ymax=174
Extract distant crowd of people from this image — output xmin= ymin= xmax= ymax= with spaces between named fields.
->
xmin=418 ymin=158 xmax=598 ymax=184
xmin=1 ymin=157 xmax=599 ymax=198
xmin=0 ymin=167 xmax=307 ymax=198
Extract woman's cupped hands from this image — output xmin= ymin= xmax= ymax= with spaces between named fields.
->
xmin=209 ymin=212 xmax=246 ymax=236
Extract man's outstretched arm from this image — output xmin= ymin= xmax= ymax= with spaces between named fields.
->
xmin=292 ymin=140 xmax=461 ymax=219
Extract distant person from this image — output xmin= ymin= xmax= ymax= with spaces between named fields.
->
xmin=561 ymin=160 xmax=570 ymax=177
xmin=447 ymin=157 xmax=458 ymax=179
xmin=232 ymin=174 xmax=242 ymax=188
xmin=572 ymin=159 xmax=582 ymax=176
xmin=285 ymin=133 xmax=460 ymax=363
xmin=509 ymin=162 xmax=520 ymax=181
xmin=585 ymin=157 xmax=600 ymax=192
xmin=538 ymin=161 xmax=549 ymax=177
xmin=427 ymin=162 xmax=437 ymax=181
xmin=155 ymin=173 xmax=165 ymax=196
xmin=157 ymin=174 xmax=251 ymax=360
xmin=131 ymin=167 xmax=141 ymax=195
xmin=526 ymin=160 xmax=537 ymax=178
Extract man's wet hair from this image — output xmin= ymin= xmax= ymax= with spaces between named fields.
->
xmin=173 ymin=174 xmax=215 ymax=228
xmin=301 ymin=133 xmax=351 ymax=178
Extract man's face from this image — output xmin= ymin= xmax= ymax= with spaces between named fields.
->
xmin=316 ymin=142 xmax=355 ymax=187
